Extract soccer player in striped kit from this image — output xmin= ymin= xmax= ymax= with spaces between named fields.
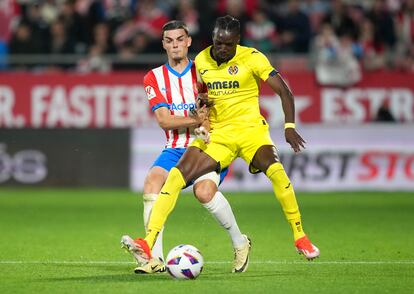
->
xmin=121 ymin=20 xmax=251 ymax=274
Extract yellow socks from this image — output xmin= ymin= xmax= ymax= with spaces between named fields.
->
xmin=145 ymin=167 xmax=186 ymax=248
xmin=266 ymin=162 xmax=305 ymax=241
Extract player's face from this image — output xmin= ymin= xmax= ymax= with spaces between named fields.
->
xmin=162 ymin=29 xmax=191 ymax=62
xmin=212 ymin=29 xmax=239 ymax=63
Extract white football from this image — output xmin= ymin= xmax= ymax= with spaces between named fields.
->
xmin=165 ymin=244 xmax=204 ymax=279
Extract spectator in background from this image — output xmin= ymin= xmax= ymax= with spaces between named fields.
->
xmin=244 ymin=9 xmax=277 ymax=53
xmin=135 ymin=0 xmax=169 ymax=41
xmin=323 ymin=0 xmax=359 ymax=40
xmin=395 ymin=0 xmax=414 ymax=71
xmin=360 ymin=18 xmax=387 ymax=70
xmin=312 ymin=23 xmax=361 ymax=86
xmin=171 ymin=0 xmax=200 ymax=51
xmin=300 ymin=0 xmax=331 ymax=33
xmin=216 ymin=0 xmax=250 ymax=44
xmin=375 ymin=101 xmax=396 ymax=122
xmin=278 ymin=0 xmax=311 ymax=53
xmin=60 ymin=0 xmax=88 ymax=54
xmin=104 ymin=0 xmax=137 ymax=30
xmin=113 ymin=30 xmax=152 ymax=70
xmin=47 ymin=18 xmax=75 ymax=70
xmin=48 ymin=18 xmax=75 ymax=55
xmin=9 ymin=21 xmax=38 ymax=55
xmin=90 ymin=22 xmax=116 ymax=55
xmin=368 ymin=0 xmax=396 ymax=50
xmin=77 ymin=14 xmax=115 ymax=72
xmin=24 ymin=3 xmax=50 ymax=53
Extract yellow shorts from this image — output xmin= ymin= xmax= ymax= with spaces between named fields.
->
xmin=190 ymin=123 xmax=275 ymax=171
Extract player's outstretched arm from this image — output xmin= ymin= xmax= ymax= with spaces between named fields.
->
xmin=266 ymin=73 xmax=306 ymax=153
xmin=154 ymin=106 xmax=207 ymax=131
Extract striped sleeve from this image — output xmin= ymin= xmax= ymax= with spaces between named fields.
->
xmin=143 ymin=70 xmax=169 ymax=112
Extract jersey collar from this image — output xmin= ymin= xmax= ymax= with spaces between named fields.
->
xmin=165 ymin=59 xmax=192 ymax=78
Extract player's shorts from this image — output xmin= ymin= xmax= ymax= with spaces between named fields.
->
xmin=190 ymin=122 xmax=275 ymax=173
xmin=152 ymin=148 xmax=228 ymax=187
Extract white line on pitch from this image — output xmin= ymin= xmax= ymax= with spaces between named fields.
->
xmin=0 ymin=260 xmax=413 ymax=265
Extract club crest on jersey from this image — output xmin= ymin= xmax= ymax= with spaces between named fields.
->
xmin=228 ymin=65 xmax=238 ymax=75
xmin=145 ymin=85 xmax=156 ymax=100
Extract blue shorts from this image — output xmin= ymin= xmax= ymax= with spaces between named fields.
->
xmin=152 ymin=148 xmax=228 ymax=186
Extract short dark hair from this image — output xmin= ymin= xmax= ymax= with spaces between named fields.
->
xmin=213 ymin=15 xmax=240 ymax=35
xmin=162 ymin=20 xmax=189 ymax=36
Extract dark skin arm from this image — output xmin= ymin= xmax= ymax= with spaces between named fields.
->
xmin=266 ymin=73 xmax=306 ymax=153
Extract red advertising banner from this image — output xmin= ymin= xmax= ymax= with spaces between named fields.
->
xmin=0 ymin=71 xmax=413 ymax=128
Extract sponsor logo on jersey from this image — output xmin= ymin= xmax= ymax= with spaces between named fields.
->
xmin=206 ymin=80 xmax=240 ymax=90
xmin=145 ymin=85 xmax=156 ymax=100
xmin=169 ymin=102 xmax=196 ymax=111
xmin=228 ymin=65 xmax=238 ymax=75
xmin=200 ymin=69 xmax=208 ymax=75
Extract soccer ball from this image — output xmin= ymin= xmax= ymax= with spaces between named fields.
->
xmin=165 ymin=244 xmax=204 ymax=279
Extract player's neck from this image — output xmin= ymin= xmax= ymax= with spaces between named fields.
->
xmin=167 ymin=58 xmax=190 ymax=74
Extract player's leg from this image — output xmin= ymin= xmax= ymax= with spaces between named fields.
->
xmin=144 ymin=146 xmax=218 ymax=249
xmin=121 ymin=149 xmax=182 ymax=272
xmin=239 ymin=125 xmax=319 ymax=259
xmin=251 ymin=145 xmax=319 ymax=259
xmin=193 ymin=173 xmax=251 ymax=273
xmin=142 ymin=166 xmax=168 ymax=261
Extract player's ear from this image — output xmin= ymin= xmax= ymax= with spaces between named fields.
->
xmin=187 ymin=36 xmax=192 ymax=48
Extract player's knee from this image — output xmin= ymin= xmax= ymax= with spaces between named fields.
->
xmin=143 ymin=173 xmax=164 ymax=194
xmin=193 ymin=180 xmax=217 ymax=204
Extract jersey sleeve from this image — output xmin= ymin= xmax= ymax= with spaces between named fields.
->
xmin=143 ymin=71 xmax=169 ymax=112
xmin=247 ymin=49 xmax=278 ymax=81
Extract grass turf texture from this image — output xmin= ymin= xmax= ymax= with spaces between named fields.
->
xmin=0 ymin=189 xmax=413 ymax=293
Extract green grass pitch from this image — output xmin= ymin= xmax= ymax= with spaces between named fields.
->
xmin=0 ymin=189 xmax=413 ymax=293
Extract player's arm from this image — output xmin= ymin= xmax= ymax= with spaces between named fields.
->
xmin=266 ymin=72 xmax=306 ymax=153
xmin=154 ymin=106 xmax=207 ymax=131
xmin=144 ymin=71 xmax=207 ymax=131
xmin=193 ymin=93 xmax=212 ymax=143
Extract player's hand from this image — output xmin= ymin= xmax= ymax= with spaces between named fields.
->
xmin=285 ymin=128 xmax=306 ymax=153
xmin=195 ymin=105 xmax=208 ymax=124
xmin=196 ymin=93 xmax=214 ymax=108
xmin=194 ymin=126 xmax=210 ymax=144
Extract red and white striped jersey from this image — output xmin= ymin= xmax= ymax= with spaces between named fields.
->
xmin=143 ymin=59 xmax=198 ymax=148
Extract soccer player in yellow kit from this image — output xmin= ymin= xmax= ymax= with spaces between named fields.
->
xmin=132 ymin=15 xmax=320 ymax=266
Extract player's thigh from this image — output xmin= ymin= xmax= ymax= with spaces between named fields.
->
xmin=191 ymin=131 xmax=237 ymax=170
xmin=176 ymin=146 xmax=219 ymax=183
xmin=238 ymin=125 xmax=277 ymax=173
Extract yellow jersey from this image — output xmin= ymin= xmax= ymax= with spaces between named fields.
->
xmin=195 ymin=45 xmax=276 ymax=129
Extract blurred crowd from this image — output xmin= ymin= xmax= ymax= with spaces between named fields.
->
xmin=0 ymin=0 xmax=413 ymax=73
